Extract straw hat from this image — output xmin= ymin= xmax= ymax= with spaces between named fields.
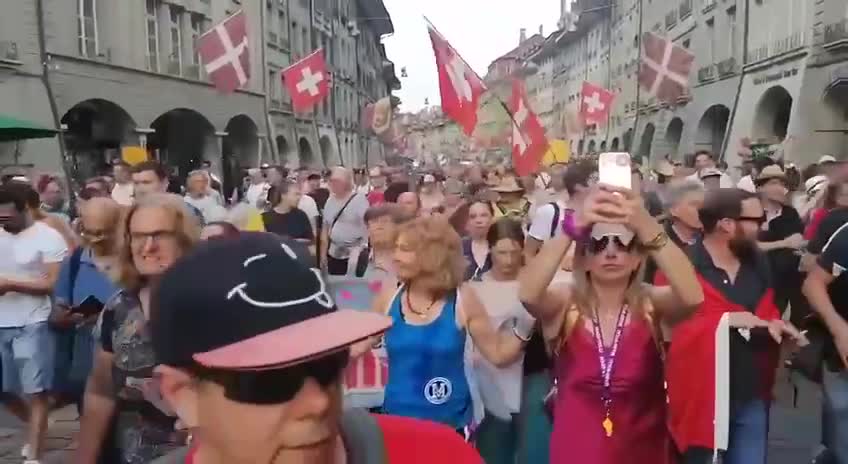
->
xmin=653 ymin=160 xmax=675 ymax=177
xmin=491 ymin=175 xmax=525 ymax=193
xmin=755 ymin=165 xmax=786 ymax=185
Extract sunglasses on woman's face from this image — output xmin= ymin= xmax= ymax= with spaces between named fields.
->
xmin=586 ymin=235 xmax=637 ymax=255
xmin=193 ymin=350 xmax=349 ymax=405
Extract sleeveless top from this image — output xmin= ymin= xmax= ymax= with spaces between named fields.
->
xmin=550 ymin=316 xmax=673 ymax=464
xmin=383 ymin=289 xmax=472 ymax=429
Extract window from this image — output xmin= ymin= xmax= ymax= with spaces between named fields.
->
xmin=727 ymin=6 xmax=737 ymax=59
xmin=269 ymin=69 xmax=278 ymax=100
xmin=169 ymin=6 xmax=183 ymax=74
xmin=146 ymin=0 xmax=160 ymax=72
xmin=78 ymin=0 xmax=98 ymax=57
xmin=705 ymin=17 xmax=715 ymax=63
xmin=278 ymin=10 xmax=287 ymax=48
xmin=190 ymin=14 xmax=204 ymax=65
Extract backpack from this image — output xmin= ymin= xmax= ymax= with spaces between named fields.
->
xmin=148 ymin=408 xmax=387 ymax=464
xmin=47 ymin=247 xmax=84 ymax=329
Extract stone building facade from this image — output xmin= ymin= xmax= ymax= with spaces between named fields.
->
xmin=0 ymin=0 xmax=398 ymax=193
xmin=514 ymin=0 xmax=848 ymax=168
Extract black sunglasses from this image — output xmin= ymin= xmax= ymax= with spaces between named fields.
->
xmin=191 ymin=349 xmax=350 ymax=405
xmin=735 ymin=215 xmax=766 ymax=226
xmin=586 ymin=235 xmax=636 ymax=255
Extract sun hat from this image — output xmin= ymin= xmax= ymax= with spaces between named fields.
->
xmin=818 ymin=155 xmax=837 ymax=165
xmin=804 ymin=175 xmax=829 ymax=197
xmin=490 ymin=175 xmax=525 ymax=193
xmin=754 ymin=165 xmax=786 ymax=185
xmin=653 ymin=160 xmax=675 ymax=177
xmin=698 ymin=167 xmax=723 ymax=180
xmin=152 ymin=233 xmax=392 ymax=370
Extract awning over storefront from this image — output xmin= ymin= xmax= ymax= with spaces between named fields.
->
xmin=0 ymin=114 xmax=57 ymax=142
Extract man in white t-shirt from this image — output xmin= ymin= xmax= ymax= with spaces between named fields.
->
xmin=0 ymin=183 xmax=68 ymax=464
xmin=244 ymin=168 xmax=270 ymax=209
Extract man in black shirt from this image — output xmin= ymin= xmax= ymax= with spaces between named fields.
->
xmin=804 ymin=206 xmax=848 ymax=463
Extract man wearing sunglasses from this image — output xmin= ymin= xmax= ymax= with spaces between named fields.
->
xmin=151 ymin=233 xmax=483 ymax=464
xmin=668 ymin=188 xmax=806 ymax=464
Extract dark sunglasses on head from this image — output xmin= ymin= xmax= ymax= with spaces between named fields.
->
xmin=586 ymin=235 xmax=637 ymax=255
xmin=191 ymin=349 xmax=350 ymax=405
xmin=735 ymin=215 xmax=767 ymax=226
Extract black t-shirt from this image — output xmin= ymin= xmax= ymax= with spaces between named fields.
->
xmin=309 ymin=188 xmax=330 ymax=211
xmin=812 ymin=210 xmax=848 ymax=320
xmin=262 ymin=209 xmax=314 ymax=242
xmin=758 ymin=205 xmax=804 ymax=286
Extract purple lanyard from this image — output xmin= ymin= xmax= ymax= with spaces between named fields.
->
xmin=591 ymin=304 xmax=629 ymax=435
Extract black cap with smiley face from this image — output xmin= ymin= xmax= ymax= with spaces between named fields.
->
xmin=152 ymin=232 xmax=391 ymax=371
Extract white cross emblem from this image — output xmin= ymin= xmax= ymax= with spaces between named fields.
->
xmin=513 ymin=99 xmax=529 ymax=155
xmin=204 ymin=22 xmax=248 ymax=85
xmin=643 ymin=35 xmax=689 ymax=95
xmin=584 ymin=92 xmax=605 ymax=114
xmin=446 ymin=53 xmax=472 ymax=102
xmin=296 ymin=66 xmax=324 ymax=96
xmin=514 ymin=98 xmax=529 ymax=125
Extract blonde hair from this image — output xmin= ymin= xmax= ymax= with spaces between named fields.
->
xmin=396 ymin=216 xmax=466 ymax=296
xmin=112 ymin=193 xmax=200 ymax=291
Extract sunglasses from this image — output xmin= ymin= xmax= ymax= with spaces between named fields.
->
xmin=735 ymin=215 xmax=767 ymax=226
xmin=586 ymin=235 xmax=636 ymax=255
xmin=191 ymin=349 xmax=350 ymax=405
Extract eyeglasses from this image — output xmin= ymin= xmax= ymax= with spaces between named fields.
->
xmin=191 ymin=350 xmax=349 ymax=405
xmin=586 ymin=235 xmax=637 ymax=255
xmin=130 ymin=230 xmax=177 ymax=245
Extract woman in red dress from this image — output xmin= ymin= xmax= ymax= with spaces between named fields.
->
xmin=519 ymin=185 xmax=704 ymax=464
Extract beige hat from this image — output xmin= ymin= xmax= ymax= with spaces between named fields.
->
xmin=653 ymin=160 xmax=675 ymax=177
xmin=818 ymin=155 xmax=837 ymax=165
xmin=491 ymin=175 xmax=525 ymax=193
xmin=755 ymin=165 xmax=786 ymax=184
xmin=698 ymin=167 xmax=722 ymax=179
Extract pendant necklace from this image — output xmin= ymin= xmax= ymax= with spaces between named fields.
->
xmin=591 ymin=304 xmax=629 ymax=438
xmin=406 ymin=290 xmax=437 ymax=319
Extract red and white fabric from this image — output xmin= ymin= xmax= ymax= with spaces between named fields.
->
xmin=580 ymin=81 xmax=615 ymax=127
xmin=196 ymin=10 xmax=250 ymax=93
xmin=639 ymin=31 xmax=695 ymax=103
xmin=428 ymin=26 xmax=486 ymax=136
xmin=282 ymin=49 xmax=331 ymax=112
xmin=510 ymin=79 xmax=548 ymax=176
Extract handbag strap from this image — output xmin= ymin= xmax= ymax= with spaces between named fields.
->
xmin=329 ymin=193 xmax=358 ymax=237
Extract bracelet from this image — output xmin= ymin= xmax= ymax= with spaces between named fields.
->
xmin=511 ymin=318 xmax=533 ymax=342
xmin=641 ymin=231 xmax=669 ymax=251
xmin=561 ymin=212 xmax=589 ymax=241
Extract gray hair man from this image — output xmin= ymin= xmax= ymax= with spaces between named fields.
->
xmin=320 ymin=167 xmax=370 ymax=276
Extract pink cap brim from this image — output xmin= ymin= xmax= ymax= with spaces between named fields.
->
xmin=193 ymin=310 xmax=392 ymax=370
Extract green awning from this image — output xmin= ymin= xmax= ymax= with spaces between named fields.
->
xmin=0 ymin=115 xmax=57 ymax=142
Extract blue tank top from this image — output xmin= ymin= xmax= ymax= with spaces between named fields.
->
xmin=383 ymin=289 xmax=472 ymax=429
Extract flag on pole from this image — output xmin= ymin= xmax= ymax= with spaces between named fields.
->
xmin=510 ymin=79 xmax=548 ymax=176
xmin=427 ymin=24 xmax=486 ymax=136
xmin=282 ymin=49 xmax=331 ymax=112
xmin=639 ymin=31 xmax=695 ymax=103
xmin=580 ymin=81 xmax=615 ymax=127
xmin=196 ymin=10 xmax=250 ymax=93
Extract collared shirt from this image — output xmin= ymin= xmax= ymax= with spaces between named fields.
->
xmin=689 ymin=241 xmax=771 ymax=405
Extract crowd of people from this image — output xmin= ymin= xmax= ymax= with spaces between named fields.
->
xmin=0 ymin=149 xmax=845 ymax=464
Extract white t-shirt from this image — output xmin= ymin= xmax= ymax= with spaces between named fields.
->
xmin=298 ymin=194 xmax=320 ymax=219
xmin=111 ymin=182 xmax=134 ymax=206
xmin=0 ymin=222 xmax=68 ymax=327
xmin=528 ymin=198 xmax=568 ymax=241
xmin=737 ymin=175 xmax=756 ymax=193
xmin=245 ymin=182 xmax=269 ymax=209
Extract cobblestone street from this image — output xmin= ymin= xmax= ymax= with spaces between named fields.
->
xmin=0 ymin=406 xmax=76 ymax=464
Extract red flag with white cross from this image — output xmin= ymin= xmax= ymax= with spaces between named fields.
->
xmin=428 ymin=25 xmax=486 ymax=136
xmin=196 ymin=10 xmax=250 ymax=94
xmin=282 ymin=49 xmax=331 ymax=112
xmin=510 ymin=79 xmax=548 ymax=176
xmin=639 ymin=31 xmax=695 ymax=103
xmin=580 ymin=81 xmax=615 ymax=127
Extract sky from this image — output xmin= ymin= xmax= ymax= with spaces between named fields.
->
xmin=381 ymin=0 xmax=563 ymax=113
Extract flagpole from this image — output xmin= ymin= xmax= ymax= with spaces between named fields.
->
xmin=631 ymin=0 xmax=644 ymax=155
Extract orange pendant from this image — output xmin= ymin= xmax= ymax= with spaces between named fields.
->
xmin=602 ymin=416 xmax=614 ymax=437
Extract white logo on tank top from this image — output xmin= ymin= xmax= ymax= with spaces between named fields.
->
xmin=424 ymin=377 xmax=453 ymax=405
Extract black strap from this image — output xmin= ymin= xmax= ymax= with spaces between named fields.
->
xmin=330 ymin=193 xmax=358 ymax=234
xmin=549 ymin=203 xmax=561 ymax=238
xmin=341 ymin=408 xmax=386 ymax=464
xmin=355 ymin=246 xmax=371 ymax=277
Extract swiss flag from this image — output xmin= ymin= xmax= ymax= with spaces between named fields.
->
xmin=580 ymin=81 xmax=615 ymax=127
xmin=282 ymin=49 xmax=331 ymax=112
xmin=197 ymin=10 xmax=250 ymax=93
xmin=510 ymin=79 xmax=548 ymax=176
xmin=639 ymin=31 xmax=695 ymax=103
xmin=428 ymin=26 xmax=486 ymax=136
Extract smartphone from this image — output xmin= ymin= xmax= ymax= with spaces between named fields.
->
xmin=72 ymin=295 xmax=104 ymax=317
xmin=598 ymin=152 xmax=632 ymax=190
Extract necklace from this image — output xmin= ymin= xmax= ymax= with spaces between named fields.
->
xmin=405 ymin=290 xmax=438 ymax=318
xmin=591 ymin=304 xmax=629 ymax=438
